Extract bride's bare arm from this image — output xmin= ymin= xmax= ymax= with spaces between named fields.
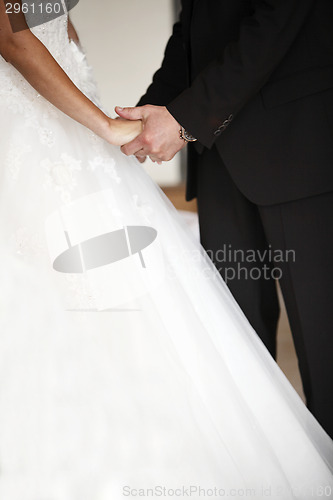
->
xmin=0 ymin=3 xmax=142 ymax=146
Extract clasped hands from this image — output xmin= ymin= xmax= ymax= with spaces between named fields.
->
xmin=115 ymin=105 xmax=187 ymax=164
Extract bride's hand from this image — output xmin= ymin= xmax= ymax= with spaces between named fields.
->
xmin=105 ymin=118 xmax=143 ymax=147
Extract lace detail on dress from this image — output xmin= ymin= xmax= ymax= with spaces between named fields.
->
xmin=88 ymin=156 xmax=121 ymax=184
xmin=0 ymin=9 xmax=101 ymax=129
xmin=133 ymin=194 xmax=154 ymax=223
xmin=5 ymin=142 xmax=32 ymax=182
xmin=9 ymin=227 xmax=45 ymax=258
xmin=42 ymin=153 xmax=82 ymax=204
xmin=39 ymin=126 xmax=56 ymax=148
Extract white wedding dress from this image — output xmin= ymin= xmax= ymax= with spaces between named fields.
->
xmin=0 ymin=9 xmax=332 ymax=500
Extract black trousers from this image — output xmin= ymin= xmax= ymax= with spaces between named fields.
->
xmin=196 ymin=146 xmax=333 ymax=439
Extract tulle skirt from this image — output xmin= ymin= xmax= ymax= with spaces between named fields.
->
xmin=0 ymin=60 xmax=332 ymax=499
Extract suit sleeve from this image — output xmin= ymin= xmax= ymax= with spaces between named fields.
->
xmin=167 ymin=0 xmax=316 ymax=149
xmin=137 ymin=10 xmax=188 ymax=107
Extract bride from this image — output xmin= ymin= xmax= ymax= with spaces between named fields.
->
xmin=0 ymin=2 xmax=332 ymax=498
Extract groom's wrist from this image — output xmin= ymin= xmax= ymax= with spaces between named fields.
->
xmin=179 ymin=126 xmax=197 ymax=143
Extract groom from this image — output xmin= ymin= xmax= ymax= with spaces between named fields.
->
xmin=116 ymin=0 xmax=333 ymax=439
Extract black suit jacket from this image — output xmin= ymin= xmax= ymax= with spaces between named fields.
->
xmin=138 ymin=0 xmax=333 ymax=205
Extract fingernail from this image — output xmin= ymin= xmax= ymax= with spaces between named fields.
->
xmin=116 ymin=107 xmax=123 ymax=111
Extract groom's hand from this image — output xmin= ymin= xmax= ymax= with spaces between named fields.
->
xmin=115 ymin=105 xmax=186 ymax=162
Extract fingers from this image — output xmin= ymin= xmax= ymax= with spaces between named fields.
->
xmin=149 ymin=156 xmax=164 ymax=165
xmin=121 ymin=137 xmax=145 ymax=156
xmin=116 ymin=104 xmax=184 ymax=161
xmin=135 ymin=155 xmax=147 ymax=164
xmin=115 ymin=106 xmax=144 ymax=121
xmin=135 ymin=154 xmax=161 ymax=165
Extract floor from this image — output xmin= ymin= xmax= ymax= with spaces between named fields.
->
xmin=163 ymin=185 xmax=305 ymax=401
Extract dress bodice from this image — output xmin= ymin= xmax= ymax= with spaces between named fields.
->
xmin=0 ymin=6 xmax=99 ymax=117
xmin=29 ymin=6 xmax=70 ymax=61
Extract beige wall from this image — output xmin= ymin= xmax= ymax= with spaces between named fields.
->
xmin=71 ymin=0 xmax=181 ymax=186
